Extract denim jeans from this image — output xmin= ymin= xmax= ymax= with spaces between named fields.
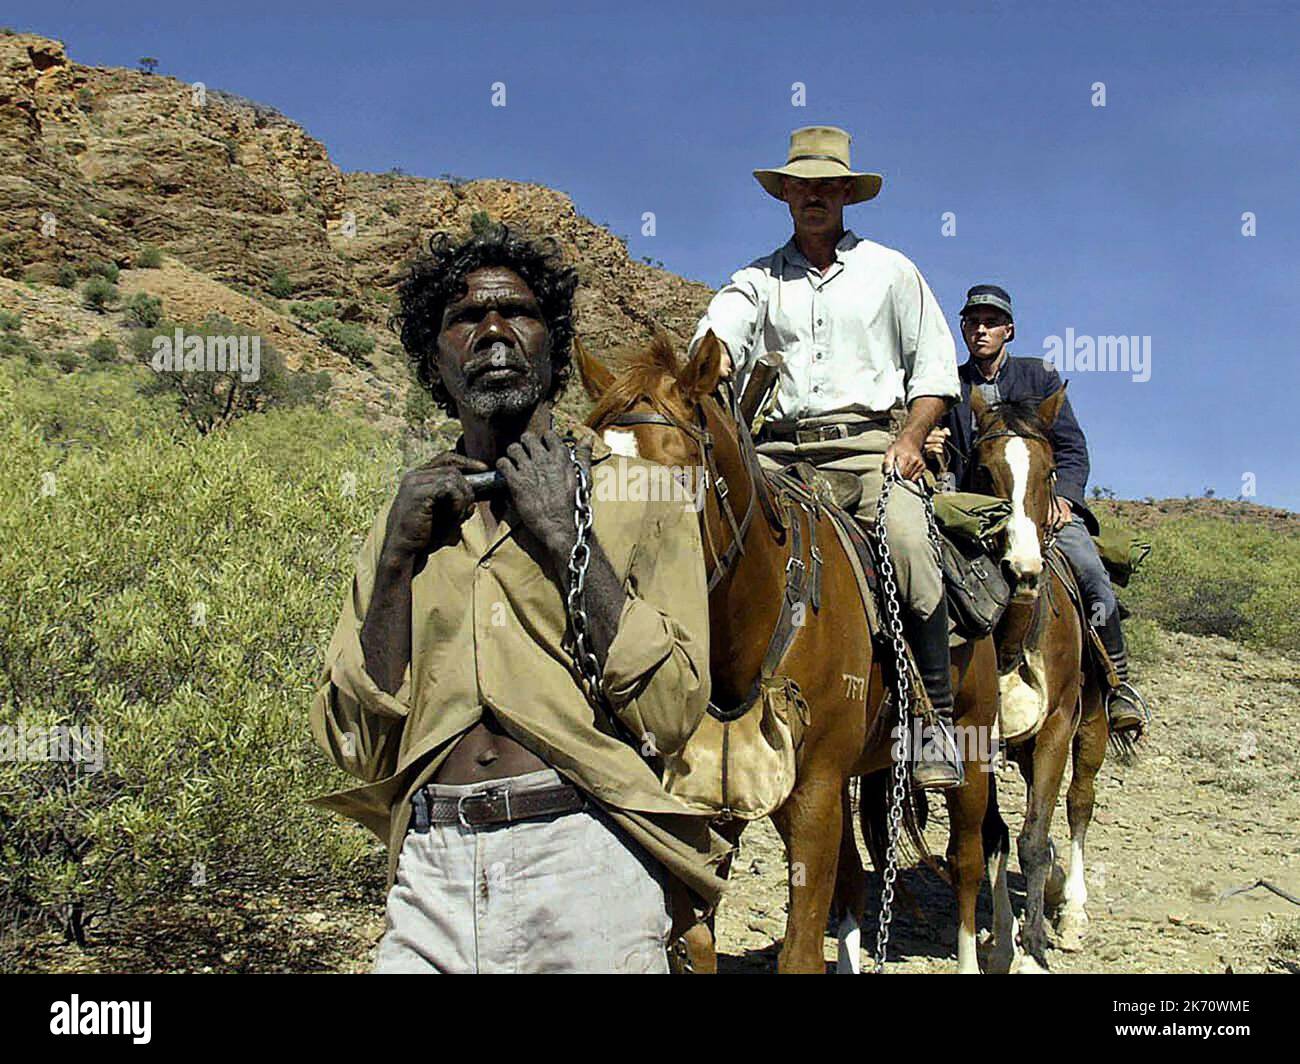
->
xmin=1054 ymin=515 xmax=1117 ymax=627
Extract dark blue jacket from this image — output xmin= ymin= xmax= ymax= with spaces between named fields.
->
xmin=943 ymin=355 xmax=1096 ymax=529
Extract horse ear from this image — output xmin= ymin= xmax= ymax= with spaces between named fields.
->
xmin=969 ymin=387 xmax=989 ymax=423
xmin=1038 ymin=382 xmax=1068 ymax=427
xmin=574 ymin=336 xmax=614 ymax=400
xmin=679 ymin=330 xmax=725 ymax=401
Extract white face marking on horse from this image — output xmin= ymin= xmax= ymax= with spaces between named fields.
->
xmin=1002 ymin=436 xmax=1043 ymax=580
xmin=603 ymin=428 xmax=639 ymax=458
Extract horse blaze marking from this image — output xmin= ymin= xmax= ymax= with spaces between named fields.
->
xmin=842 ymin=673 xmax=866 ymax=700
xmin=602 ymin=428 xmax=639 ymax=458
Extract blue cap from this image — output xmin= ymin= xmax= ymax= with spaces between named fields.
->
xmin=960 ymin=284 xmax=1013 ymax=320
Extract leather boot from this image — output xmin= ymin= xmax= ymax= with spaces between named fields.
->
xmin=1096 ymin=612 xmax=1149 ymax=740
xmin=904 ymin=601 xmax=964 ymax=791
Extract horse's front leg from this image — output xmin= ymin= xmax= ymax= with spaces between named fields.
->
xmin=1017 ymin=712 xmax=1072 ymax=971
xmin=983 ymin=777 xmax=1019 ymax=975
xmin=946 ymin=763 xmax=990 ymax=973
xmin=1058 ymin=688 xmax=1108 ymax=952
xmin=832 ymin=784 xmax=868 ymax=973
xmin=772 ymin=774 xmax=843 ymax=973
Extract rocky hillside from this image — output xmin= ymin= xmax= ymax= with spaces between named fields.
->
xmin=0 ymin=31 xmax=712 ymax=421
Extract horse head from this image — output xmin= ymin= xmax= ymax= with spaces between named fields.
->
xmin=969 ymin=386 xmax=1070 ymax=596
xmin=577 ymin=329 xmax=781 ymax=589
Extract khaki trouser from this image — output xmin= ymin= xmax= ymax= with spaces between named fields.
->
xmin=756 ymin=414 xmax=944 ymax=618
xmin=372 ymin=769 xmax=672 ymax=974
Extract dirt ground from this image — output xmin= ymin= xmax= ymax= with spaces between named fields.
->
xmin=8 ymin=630 xmax=1297 ymax=975
xmin=714 ymin=630 xmax=1300 ymax=974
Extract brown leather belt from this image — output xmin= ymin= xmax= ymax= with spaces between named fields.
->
xmin=758 ymin=419 xmax=890 ymax=445
xmin=410 ymin=780 xmax=585 ymax=831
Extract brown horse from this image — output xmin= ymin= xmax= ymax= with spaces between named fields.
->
xmin=969 ymin=389 xmax=1111 ymax=971
xmin=579 ymin=330 xmax=1001 ymax=973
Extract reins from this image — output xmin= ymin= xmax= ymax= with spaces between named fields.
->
xmin=605 ymin=388 xmax=782 ymax=593
xmin=602 ymin=387 xmax=815 ymax=720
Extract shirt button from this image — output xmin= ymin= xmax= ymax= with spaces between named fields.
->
xmin=815 ymin=352 xmax=823 ymax=361
xmin=816 ymin=318 xmax=823 ymax=326
xmin=479 ymin=558 xmax=490 ymax=570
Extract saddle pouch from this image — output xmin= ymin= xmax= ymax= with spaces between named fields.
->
xmin=939 ymin=530 xmax=1012 ymax=639
xmin=662 ymin=677 xmax=810 ymax=820
xmin=1091 ymin=522 xmax=1151 ymax=588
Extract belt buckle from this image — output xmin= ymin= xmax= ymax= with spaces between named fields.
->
xmin=457 ymin=786 xmax=511 ymax=829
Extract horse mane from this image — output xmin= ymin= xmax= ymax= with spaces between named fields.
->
xmin=984 ymin=398 xmax=1049 ymax=441
xmin=585 ymin=331 xmax=690 ymax=429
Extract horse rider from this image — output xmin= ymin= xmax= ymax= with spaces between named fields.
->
xmin=687 ymin=125 xmax=965 ymax=791
xmin=310 ymin=224 xmax=728 ymax=972
xmin=929 ymin=283 xmax=1148 ymax=742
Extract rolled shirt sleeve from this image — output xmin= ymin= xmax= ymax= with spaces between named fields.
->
xmin=687 ymin=263 xmax=766 ymax=381
xmin=309 ymin=496 xmax=410 ymax=784
xmin=600 ymin=496 xmax=711 ymax=759
xmin=896 ymin=263 xmax=960 ymax=407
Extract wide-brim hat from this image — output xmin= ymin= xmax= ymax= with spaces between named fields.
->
xmin=753 ymin=125 xmax=883 ymax=205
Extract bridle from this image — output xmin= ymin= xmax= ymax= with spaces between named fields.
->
xmin=971 ymin=423 xmax=1060 ymax=544
xmin=603 ymin=382 xmax=783 ymax=592
xmin=604 ymin=380 xmax=815 ymax=723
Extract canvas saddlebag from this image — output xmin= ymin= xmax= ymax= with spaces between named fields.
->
xmin=930 ymin=491 xmax=1014 ymax=639
xmin=662 ymin=676 xmax=810 ymax=820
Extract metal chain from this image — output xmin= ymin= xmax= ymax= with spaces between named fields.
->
xmin=564 ymin=441 xmax=604 ymax=704
xmin=872 ymin=468 xmax=916 ymax=974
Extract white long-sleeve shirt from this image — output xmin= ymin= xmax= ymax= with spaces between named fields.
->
xmin=688 ymin=230 xmax=959 ymax=421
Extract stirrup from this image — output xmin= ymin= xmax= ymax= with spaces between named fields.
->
xmin=913 ymin=720 xmax=965 ymax=791
xmin=1107 ymin=681 xmax=1150 ymax=757
xmin=1108 ymin=681 xmax=1150 ymax=725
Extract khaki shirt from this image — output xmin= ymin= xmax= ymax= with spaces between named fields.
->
xmin=308 ymin=417 xmax=730 ymax=907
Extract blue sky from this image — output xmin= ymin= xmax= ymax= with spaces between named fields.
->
xmin=10 ymin=1 xmax=1300 ymax=507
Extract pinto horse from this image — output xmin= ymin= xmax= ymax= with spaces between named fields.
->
xmin=579 ymin=330 xmax=1001 ymax=974
xmin=969 ymin=389 xmax=1111 ymax=971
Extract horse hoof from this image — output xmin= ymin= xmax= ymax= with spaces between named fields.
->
xmin=1055 ymin=909 xmax=1089 ymax=953
xmin=1010 ymin=953 xmax=1049 ymax=974
xmin=985 ymin=943 xmax=1019 ymax=975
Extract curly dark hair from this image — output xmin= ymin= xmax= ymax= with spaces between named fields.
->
xmin=391 ymin=223 xmax=579 ymax=418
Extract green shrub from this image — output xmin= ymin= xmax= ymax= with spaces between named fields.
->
xmin=1122 ymin=615 xmax=1164 ymax=669
xmin=86 ymin=336 xmax=118 ymax=364
xmin=0 ymin=328 xmax=43 ymax=365
xmin=0 ymin=310 xmax=19 ymax=332
xmin=123 ymin=292 xmax=163 ymax=328
xmin=316 ymin=318 xmax=375 ymax=360
xmin=86 ymin=260 xmax=120 ymax=284
xmin=57 ymin=264 xmax=78 ymax=288
xmin=1122 ymin=517 xmax=1299 ymax=654
xmin=53 ymin=349 xmax=79 ymax=372
xmin=135 ymin=245 xmax=163 ymax=269
xmin=0 ymin=358 xmax=391 ymax=943
xmin=268 ymin=268 xmax=293 ymax=299
xmin=81 ymin=276 xmax=119 ymax=312
xmin=288 ymin=299 xmax=338 ymax=324
xmin=133 ymin=316 xmax=331 ymax=434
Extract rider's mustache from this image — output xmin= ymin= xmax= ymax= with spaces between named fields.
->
xmin=464 ymin=339 xmax=530 ymax=380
